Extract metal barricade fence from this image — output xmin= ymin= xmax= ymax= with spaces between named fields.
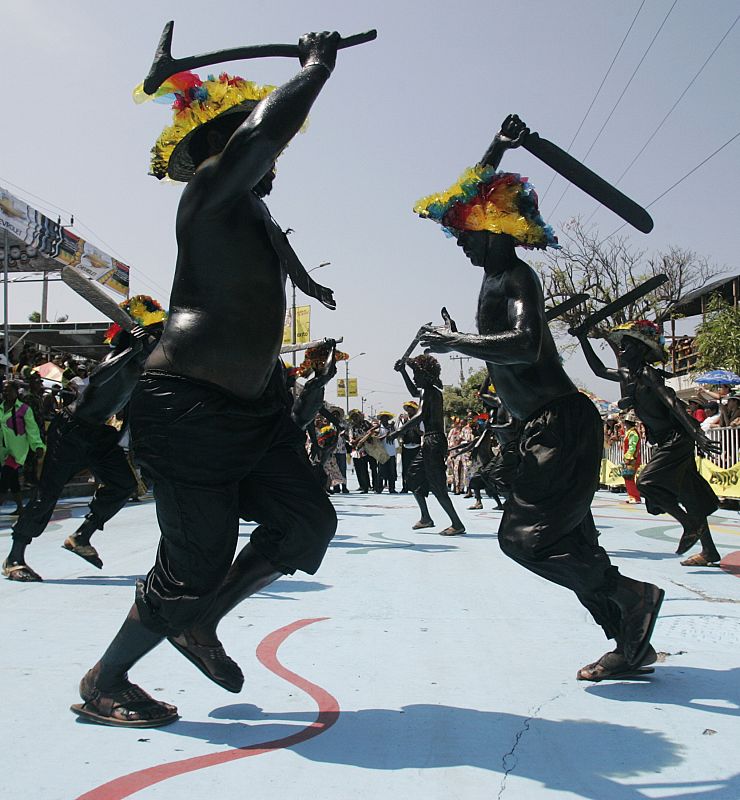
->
xmin=604 ymin=426 xmax=739 ymax=476
xmin=706 ymin=426 xmax=740 ymax=468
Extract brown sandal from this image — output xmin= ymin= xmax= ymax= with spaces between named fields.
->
xmin=169 ymin=631 xmax=244 ymax=693
xmin=2 ymin=559 xmax=43 ymax=582
xmin=439 ymin=526 xmax=466 ymax=536
xmin=577 ymin=646 xmax=656 ymax=681
xmin=62 ymin=537 xmax=103 ymax=569
xmin=71 ymin=670 xmax=178 ymax=727
xmin=680 ymin=553 xmax=721 ymax=567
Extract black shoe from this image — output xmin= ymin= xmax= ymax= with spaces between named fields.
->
xmin=341 ymin=486 xmax=349 ymax=494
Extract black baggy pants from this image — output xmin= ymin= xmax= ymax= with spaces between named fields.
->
xmin=637 ymin=431 xmax=718 ymax=523
xmin=130 ymin=373 xmax=337 ymax=637
xmin=498 ymin=393 xmax=622 ymax=640
xmin=353 ymin=454 xmax=372 ymax=491
xmin=12 ymin=413 xmax=136 ymax=544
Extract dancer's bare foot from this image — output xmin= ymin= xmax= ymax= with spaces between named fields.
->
xmin=468 ymin=500 xmax=483 ymax=510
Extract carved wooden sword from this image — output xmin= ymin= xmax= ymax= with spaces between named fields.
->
xmin=481 ymin=115 xmax=654 ymax=234
xmin=568 ymin=275 xmax=668 ymax=336
xmin=143 ymin=21 xmax=377 ymax=95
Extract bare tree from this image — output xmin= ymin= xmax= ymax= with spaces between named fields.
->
xmin=531 ymin=218 xmax=722 ymax=355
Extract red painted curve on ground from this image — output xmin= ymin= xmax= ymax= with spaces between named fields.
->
xmin=720 ymin=550 xmax=740 ymax=577
xmin=75 ymin=618 xmax=339 ymax=800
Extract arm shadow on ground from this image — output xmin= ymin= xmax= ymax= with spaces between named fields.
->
xmin=162 ymin=703 xmax=693 ymax=800
xmin=328 ymin=532 xmax=458 ymax=555
xmin=39 ymin=574 xmax=141 ymax=587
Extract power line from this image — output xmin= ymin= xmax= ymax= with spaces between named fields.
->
xmin=71 ymin=220 xmax=172 ymax=299
xmin=540 ymin=0 xmax=647 ymax=204
xmin=549 ymin=0 xmax=679 ymax=219
xmin=0 ymin=175 xmax=74 ymax=221
xmin=585 ymin=12 xmax=740 ymax=225
xmin=0 ymin=175 xmax=171 ymax=300
xmin=600 ymin=129 xmax=740 ymax=243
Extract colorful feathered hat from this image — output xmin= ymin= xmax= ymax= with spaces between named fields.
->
xmin=104 ymin=295 xmax=167 ymax=343
xmin=607 ymin=320 xmax=668 ymax=363
xmin=297 ymin=341 xmax=349 ymax=378
xmin=317 ymin=424 xmax=338 ymax=447
xmin=414 ymin=167 xmax=558 ymax=249
xmin=133 ymin=71 xmax=277 ymax=181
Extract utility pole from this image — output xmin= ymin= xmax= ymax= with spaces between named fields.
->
xmin=449 ymin=354 xmax=472 ymax=386
xmin=344 ymin=352 xmax=366 ymax=415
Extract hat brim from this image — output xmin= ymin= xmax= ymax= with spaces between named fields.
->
xmin=166 ymin=101 xmax=258 ymax=182
xmin=607 ymin=329 xmax=667 ymax=363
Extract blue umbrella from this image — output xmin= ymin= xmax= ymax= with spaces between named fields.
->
xmin=694 ymin=369 xmax=740 ymax=385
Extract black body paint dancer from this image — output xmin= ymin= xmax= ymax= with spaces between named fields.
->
xmin=415 ymin=115 xmax=663 ymax=681
xmin=391 ymin=355 xmax=465 ymax=535
xmin=72 ymin=32 xmax=348 ymax=728
xmin=4 ymin=308 xmax=164 ymax=583
xmin=577 ymin=321 xmax=722 ymax=567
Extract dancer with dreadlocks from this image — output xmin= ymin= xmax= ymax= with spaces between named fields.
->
xmin=3 ymin=297 xmax=166 ymax=583
xmin=72 ymin=32 xmax=343 ymax=727
xmin=576 ymin=320 xmax=722 ymax=567
xmin=392 ymin=354 xmax=465 ymax=535
xmin=415 ymin=116 xmax=663 ymax=681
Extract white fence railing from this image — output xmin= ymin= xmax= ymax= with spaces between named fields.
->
xmin=603 ymin=426 xmax=740 ymax=490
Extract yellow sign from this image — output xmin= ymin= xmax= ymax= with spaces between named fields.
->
xmin=599 ymin=458 xmax=644 ymax=487
xmin=336 ymin=378 xmax=358 ymax=398
xmin=697 ymin=457 xmax=740 ymax=499
xmin=282 ymin=305 xmax=311 ymax=346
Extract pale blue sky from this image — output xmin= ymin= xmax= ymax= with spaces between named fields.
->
xmin=2 ymin=0 xmax=738 ymax=412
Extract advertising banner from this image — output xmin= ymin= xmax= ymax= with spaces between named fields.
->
xmin=697 ymin=457 xmax=740 ymax=500
xmin=0 ymin=185 xmax=130 ymax=296
xmin=56 ymin=231 xmax=130 ymax=297
xmin=337 ymin=378 xmax=358 ymax=398
xmin=282 ymin=305 xmax=311 ymax=346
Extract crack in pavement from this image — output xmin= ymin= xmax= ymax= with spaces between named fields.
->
xmin=497 ymin=691 xmax=564 ymax=799
xmin=671 ymin=580 xmax=740 ymax=604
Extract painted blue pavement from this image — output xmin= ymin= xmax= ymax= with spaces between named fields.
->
xmin=1 ymin=491 xmax=738 ymax=799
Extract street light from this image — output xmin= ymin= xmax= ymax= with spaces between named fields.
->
xmin=291 ymin=260 xmax=330 ymax=365
xmin=344 ymin=351 xmax=366 ymax=415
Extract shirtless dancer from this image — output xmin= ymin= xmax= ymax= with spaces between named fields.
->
xmin=416 ymin=117 xmax=664 ymax=681
xmin=4 ymin=311 xmax=163 ymax=582
xmin=391 ymin=355 xmax=465 ymax=535
xmin=72 ymin=32 xmax=342 ymax=727
xmin=577 ymin=320 xmax=722 ymax=567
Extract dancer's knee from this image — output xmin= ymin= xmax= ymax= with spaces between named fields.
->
xmin=498 ymin=528 xmax=538 ymax=563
